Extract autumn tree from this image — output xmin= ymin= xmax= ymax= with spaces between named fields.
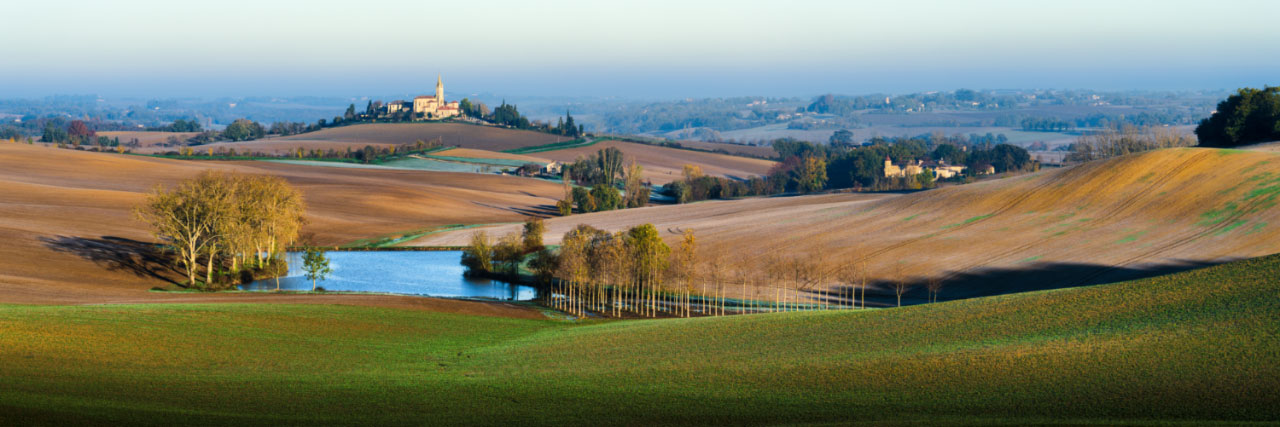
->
xmin=796 ymin=156 xmax=828 ymax=193
xmin=622 ymin=161 xmax=649 ymax=208
xmin=674 ymin=229 xmax=698 ymax=317
xmin=461 ymin=231 xmax=494 ymax=275
xmin=522 ymin=217 xmax=546 ymax=253
xmin=136 ymin=172 xmax=305 ymax=288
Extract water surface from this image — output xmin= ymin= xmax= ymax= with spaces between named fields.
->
xmin=242 ymin=251 xmax=535 ymax=300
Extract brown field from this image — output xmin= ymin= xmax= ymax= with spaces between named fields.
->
xmin=413 ymin=147 xmax=1280 ymax=305
xmin=538 ymin=140 xmax=777 ymax=184
xmin=274 ymin=122 xmax=567 ymax=151
xmin=0 ymin=142 xmax=558 ymax=313
xmin=666 ymin=139 xmax=777 ymax=158
xmin=131 ymin=123 xmax=569 ymax=155
xmin=99 ymin=131 xmax=201 ymax=148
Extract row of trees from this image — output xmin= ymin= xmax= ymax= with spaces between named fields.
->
xmin=136 ymin=172 xmax=306 ymax=288
xmin=148 ymin=118 xmax=203 ymax=132
xmin=464 ymin=224 xmax=945 ymax=318
xmin=1064 ymin=125 xmax=1197 ymax=162
xmin=157 ymin=139 xmax=441 ymax=164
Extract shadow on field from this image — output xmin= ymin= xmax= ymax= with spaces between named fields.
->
xmin=813 ymin=259 xmax=1225 ymax=308
xmin=471 ymin=201 xmax=559 ymax=217
xmin=41 ymin=235 xmax=182 ymax=285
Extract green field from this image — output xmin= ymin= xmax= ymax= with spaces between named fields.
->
xmin=2 ymin=253 xmax=1278 ymax=425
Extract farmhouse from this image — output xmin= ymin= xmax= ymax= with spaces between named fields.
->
xmin=884 ymin=157 xmax=968 ymax=179
xmin=929 ymin=161 xmax=967 ymax=179
xmin=542 ymin=161 xmax=562 ymax=175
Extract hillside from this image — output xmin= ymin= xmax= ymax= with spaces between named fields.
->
xmin=274 ymin=122 xmax=568 ymax=151
xmin=131 ymin=122 xmax=569 ymax=155
xmin=0 ymin=143 xmax=561 ymax=305
xmin=415 ymin=147 xmax=1280 ymax=305
xmin=535 ymin=139 xmax=778 ymax=184
xmin=2 ymin=252 xmax=1276 ymax=425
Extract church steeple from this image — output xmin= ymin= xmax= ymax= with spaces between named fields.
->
xmin=435 ymin=74 xmax=444 ymax=104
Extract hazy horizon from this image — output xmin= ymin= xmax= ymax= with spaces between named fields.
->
xmin=3 ymin=0 xmax=1276 ymax=99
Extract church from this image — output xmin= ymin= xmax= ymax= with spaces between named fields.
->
xmin=386 ymin=75 xmax=461 ymax=119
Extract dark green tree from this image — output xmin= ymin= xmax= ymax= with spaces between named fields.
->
xmin=302 ymin=246 xmax=331 ymax=291
xmin=1196 ymin=86 xmax=1280 ymax=148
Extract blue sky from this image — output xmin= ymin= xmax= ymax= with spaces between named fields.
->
xmin=1 ymin=0 xmax=1276 ymax=99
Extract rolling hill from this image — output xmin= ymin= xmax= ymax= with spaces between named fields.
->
xmin=130 ymin=122 xmax=568 ymax=155
xmin=1 ymin=251 xmax=1276 ymax=425
xmin=0 ymin=143 xmax=562 ymax=305
xmin=534 ymin=139 xmax=778 ymax=184
xmin=414 ymin=147 xmax=1280 ymax=305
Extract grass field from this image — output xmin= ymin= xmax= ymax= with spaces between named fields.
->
xmin=2 ymin=252 xmax=1276 ymax=425
xmin=416 ymin=147 xmax=1280 ymax=305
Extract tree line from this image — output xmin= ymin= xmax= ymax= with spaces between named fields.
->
xmin=156 ymin=139 xmax=442 ymax=164
xmin=1065 ymin=125 xmax=1197 ymax=163
xmin=665 ymin=136 xmax=1037 ymax=204
xmin=463 ymin=224 xmax=935 ymax=318
xmin=135 ymin=171 xmax=306 ymax=289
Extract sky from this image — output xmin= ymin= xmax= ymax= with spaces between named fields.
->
xmin=1 ymin=0 xmax=1277 ymax=99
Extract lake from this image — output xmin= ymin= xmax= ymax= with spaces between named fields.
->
xmin=241 ymin=251 xmax=537 ymax=301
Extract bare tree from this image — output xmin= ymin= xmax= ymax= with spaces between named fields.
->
xmin=926 ymin=276 xmax=943 ymax=303
xmin=892 ymin=263 xmax=912 ymax=307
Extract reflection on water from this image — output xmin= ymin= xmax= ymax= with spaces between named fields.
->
xmin=241 ymin=251 xmax=537 ymax=301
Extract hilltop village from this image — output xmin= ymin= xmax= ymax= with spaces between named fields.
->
xmin=380 ymin=75 xmax=461 ymax=120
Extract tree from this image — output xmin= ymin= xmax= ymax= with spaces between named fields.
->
xmin=829 ymin=129 xmax=855 ymax=146
xmin=626 ymin=224 xmax=670 ymax=317
xmin=838 ymin=261 xmax=860 ymax=309
xmin=572 ymin=186 xmax=595 ymax=213
xmin=1195 ymin=86 xmax=1280 ymax=148
xmin=674 ymin=229 xmax=698 ymax=317
xmin=522 ymin=217 xmax=546 ymax=253
xmin=461 ymin=231 xmax=494 ymax=275
xmin=682 ymin=164 xmax=703 ymax=181
xmin=892 ymin=263 xmax=911 ymax=307
xmin=344 ymin=104 xmax=357 ymax=121
xmin=590 ymin=184 xmax=621 ymax=211
xmin=796 ymin=156 xmax=828 ymax=193
xmin=622 ymin=161 xmax=649 ymax=208
xmin=556 ymin=199 xmax=573 ymax=216
xmin=926 ymin=276 xmax=943 ymax=303
xmin=493 ymin=232 xmax=524 ymax=277
xmin=527 ymin=248 xmax=558 ymax=286
xmin=302 ymin=246 xmax=331 ymax=291
xmin=67 ymin=120 xmax=95 ymax=142
xmin=135 ymin=172 xmax=227 ymax=286
xmin=223 ymin=119 xmax=265 ymax=142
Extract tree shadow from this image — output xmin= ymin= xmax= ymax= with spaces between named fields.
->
xmin=40 ymin=235 xmax=184 ymax=285
xmin=471 ymin=201 xmax=562 ymax=217
xmin=809 ymin=259 xmax=1226 ymax=308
